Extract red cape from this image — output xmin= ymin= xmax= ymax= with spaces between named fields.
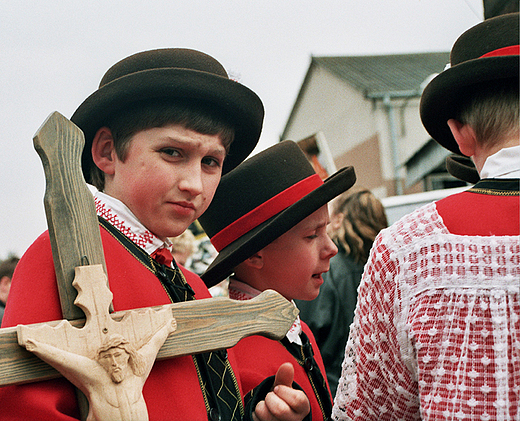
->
xmin=0 ymin=227 xmax=243 ymax=421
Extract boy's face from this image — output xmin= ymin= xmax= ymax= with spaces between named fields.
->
xmin=103 ymin=124 xmax=226 ymax=240
xmin=256 ymin=205 xmax=337 ymax=301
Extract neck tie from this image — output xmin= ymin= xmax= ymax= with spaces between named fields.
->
xmin=151 ymin=247 xmax=173 ymax=267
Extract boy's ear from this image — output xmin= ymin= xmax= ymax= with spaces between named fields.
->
xmin=0 ymin=275 xmax=11 ymax=293
xmin=91 ymin=127 xmax=117 ymax=175
xmin=447 ymin=119 xmax=477 ymax=157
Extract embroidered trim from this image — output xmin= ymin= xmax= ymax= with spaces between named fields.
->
xmin=229 ymin=278 xmax=303 ymax=344
xmin=469 ymin=188 xmax=519 ymax=196
xmin=95 ymin=197 xmax=156 ymax=248
xmin=468 ymin=179 xmax=520 ymax=196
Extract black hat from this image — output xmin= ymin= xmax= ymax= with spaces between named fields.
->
xmin=420 ymin=13 xmax=519 ymax=154
xmin=71 ymin=48 xmax=264 ymax=182
xmin=198 ymin=140 xmax=356 ymax=287
xmin=446 ymin=155 xmax=480 ymax=184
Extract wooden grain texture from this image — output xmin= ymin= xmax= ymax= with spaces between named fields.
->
xmin=33 ymin=111 xmax=107 ymax=321
xmin=0 ymin=289 xmax=297 ymax=386
xmin=32 ymin=112 xmax=109 ymax=419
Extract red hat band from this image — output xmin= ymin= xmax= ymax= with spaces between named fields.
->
xmin=211 ymin=173 xmax=323 ymax=251
xmin=480 ymin=45 xmax=519 ymax=58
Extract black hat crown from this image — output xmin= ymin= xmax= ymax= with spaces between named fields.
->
xmin=420 ymin=13 xmax=519 ymax=153
xmin=71 ymin=48 xmax=264 ymax=182
xmin=198 ymin=140 xmax=356 ymax=287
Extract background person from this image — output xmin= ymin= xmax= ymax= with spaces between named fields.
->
xmin=0 ymin=256 xmax=19 ymax=326
xmin=169 ymin=229 xmax=197 ymax=267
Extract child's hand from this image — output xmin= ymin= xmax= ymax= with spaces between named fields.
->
xmin=253 ymin=362 xmax=310 ymax=421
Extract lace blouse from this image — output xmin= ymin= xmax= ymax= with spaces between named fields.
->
xmin=332 ymin=202 xmax=519 ymax=421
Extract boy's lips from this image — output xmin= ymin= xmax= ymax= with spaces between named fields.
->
xmin=169 ymin=200 xmax=196 ymax=216
xmin=312 ymin=272 xmax=323 ymax=281
xmin=312 ymin=267 xmax=329 ymax=282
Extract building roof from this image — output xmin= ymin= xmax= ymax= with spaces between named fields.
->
xmin=281 ymin=51 xmax=450 ymax=140
xmin=313 ymin=52 xmax=450 ymax=96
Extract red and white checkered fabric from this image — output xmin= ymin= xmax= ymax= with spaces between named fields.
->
xmin=333 ymin=202 xmax=519 ymax=421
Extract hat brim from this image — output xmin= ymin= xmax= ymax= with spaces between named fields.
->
xmin=201 ymin=166 xmax=356 ymax=288
xmin=445 ymin=154 xmax=480 ymax=184
xmin=420 ymin=55 xmax=518 ymax=153
xmin=71 ymin=67 xmax=264 ymax=181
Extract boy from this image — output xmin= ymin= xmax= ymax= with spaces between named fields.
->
xmin=295 ymin=189 xmax=388 ymax=397
xmin=198 ymin=140 xmax=357 ymax=420
xmin=333 ymin=13 xmax=519 ymax=420
xmin=0 ymin=48 xmax=309 ymax=421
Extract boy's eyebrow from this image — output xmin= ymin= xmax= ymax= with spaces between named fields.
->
xmin=302 ymin=218 xmax=329 ymax=232
xmin=210 ymin=147 xmax=227 ymax=157
xmin=162 ymin=135 xmax=227 ymax=156
xmin=319 ymin=220 xmax=330 ymax=229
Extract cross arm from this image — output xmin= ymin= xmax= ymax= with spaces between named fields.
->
xmin=0 ymin=289 xmax=298 ymax=386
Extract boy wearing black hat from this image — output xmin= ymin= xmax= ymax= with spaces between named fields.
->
xmin=198 ymin=140 xmax=357 ymax=421
xmin=333 ymin=13 xmax=519 ymax=421
xmin=0 ymin=49 xmax=309 ymax=421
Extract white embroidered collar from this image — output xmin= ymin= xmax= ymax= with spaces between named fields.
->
xmin=480 ymin=145 xmax=520 ymax=179
xmin=90 ymin=186 xmax=172 ymax=257
xmin=228 ymin=277 xmax=302 ymax=345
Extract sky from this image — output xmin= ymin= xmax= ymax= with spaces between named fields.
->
xmin=0 ymin=0 xmax=484 ymax=259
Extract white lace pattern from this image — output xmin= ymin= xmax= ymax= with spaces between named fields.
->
xmin=333 ymin=202 xmax=520 ymax=421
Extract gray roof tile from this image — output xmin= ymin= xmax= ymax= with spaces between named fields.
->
xmin=313 ymin=52 xmax=450 ymax=95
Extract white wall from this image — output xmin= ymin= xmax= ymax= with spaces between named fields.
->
xmin=282 ymin=65 xmax=374 ymax=156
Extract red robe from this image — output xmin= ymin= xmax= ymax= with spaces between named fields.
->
xmin=435 ymin=183 xmax=519 ymax=236
xmin=232 ymin=321 xmax=332 ymax=420
xmin=0 ymin=227 xmax=243 ymax=421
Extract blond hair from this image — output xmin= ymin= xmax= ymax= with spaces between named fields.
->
xmin=458 ymin=78 xmax=519 ymax=149
xmin=170 ymin=229 xmax=197 ymax=256
xmin=330 ymin=189 xmax=388 ymax=265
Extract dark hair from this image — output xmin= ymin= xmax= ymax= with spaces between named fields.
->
xmin=331 ymin=189 xmax=388 ymax=265
xmin=0 ymin=256 xmax=19 ymax=279
xmin=90 ymin=98 xmax=236 ymax=190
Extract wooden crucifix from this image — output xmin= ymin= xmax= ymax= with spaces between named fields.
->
xmin=0 ymin=112 xmax=298 ymax=421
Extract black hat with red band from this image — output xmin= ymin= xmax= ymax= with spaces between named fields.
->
xmin=198 ymin=140 xmax=356 ymax=288
xmin=420 ymin=12 xmax=519 ymax=155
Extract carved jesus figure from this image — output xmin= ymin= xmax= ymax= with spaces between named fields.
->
xmin=23 ymin=320 xmax=176 ymax=421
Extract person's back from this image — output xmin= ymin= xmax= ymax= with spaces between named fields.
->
xmin=333 ymin=13 xmax=519 ymax=421
xmin=198 ymin=140 xmax=357 ymax=420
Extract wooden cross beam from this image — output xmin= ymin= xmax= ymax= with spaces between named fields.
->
xmin=0 ymin=283 xmax=297 ymax=386
xmin=0 ymin=112 xmax=298 ymax=419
